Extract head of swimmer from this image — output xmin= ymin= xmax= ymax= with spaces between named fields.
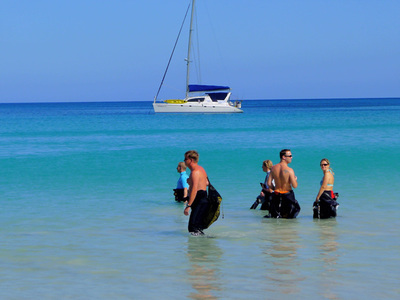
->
xmin=280 ymin=149 xmax=292 ymax=162
xmin=177 ymin=161 xmax=187 ymax=173
xmin=320 ymin=158 xmax=330 ymax=169
xmin=262 ymin=159 xmax=273 ymax=171
xmin=184 ymin=150 xmax=199 ymax=167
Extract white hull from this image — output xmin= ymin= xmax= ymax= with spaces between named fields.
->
xmin=153 ymin=0 xmax=243 ymax=114
xmin=153 ymin=102 xmax=243 ymax=113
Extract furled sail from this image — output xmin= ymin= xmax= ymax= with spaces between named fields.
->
xmin=188 ymin=84 xmax=230 ymax=92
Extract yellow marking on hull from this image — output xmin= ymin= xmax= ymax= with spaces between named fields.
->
xmin=164 ymin=99 xmax=187 ymax=104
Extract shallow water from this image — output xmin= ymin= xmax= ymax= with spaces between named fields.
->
xmin=1 ymin=99 xmax=399 ymax=299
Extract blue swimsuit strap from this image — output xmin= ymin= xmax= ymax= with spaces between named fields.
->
xmin=321 ymin=169 xmax=334 ymax=186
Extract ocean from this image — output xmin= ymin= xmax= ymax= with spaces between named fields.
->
xmin=1 ymin=98 xmax=399 ymax=299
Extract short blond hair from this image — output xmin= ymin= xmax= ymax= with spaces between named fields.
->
xmin=263 ymin=160 xmax=273 ymax=169
xmin=185 ymin=150 xmax=199 ymax=163
xmin=178 ymin=162 xmax=186 ymax=170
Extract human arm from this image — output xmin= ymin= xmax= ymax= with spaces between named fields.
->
xmin=267 ymin=172 xmax=274 ymax=191
xmin=289 ymin=169 xmax=298 ymax=189
xmin=316 ymin=173 xmax=330 ymax=201
xmin=183 ymin=174 xmax=189 ymax=201
xmin=184 ymin=171 xmax=199 ymax=216
xmin=265 ymin=179 xmax=275 ymax=193
xmin=259 ymin=182 xmax=266 ymax=196
xmin=268 ymin=179 xmax=275 ymax=192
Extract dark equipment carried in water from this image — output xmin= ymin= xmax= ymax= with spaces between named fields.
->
xmin=173 ymin=189 xmax=189 ymax=202
xmin=250 ymin=195 xmax=263 ymax=209
xmin=264 ymin=190 xmax=301 ymax=219
xmin=203 ymin=180 xmax=222 ymax=229
xmin=313 ymin=191 xmax=339 ymax=219
xmin=250 ymin=183 xmax=271 ymax=210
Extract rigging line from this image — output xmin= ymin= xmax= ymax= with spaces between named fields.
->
xmin=188 ymin=4 xmax=202 ymax=85
xmin=154 ymin=2 xmax=191 ymax=102
xmin=194 ymin=5 xmax=202 ymax=84
xmin=203 ymin=1 xmax=230 ymax=84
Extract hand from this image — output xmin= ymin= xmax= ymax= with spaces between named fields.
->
xmin=184 ymin=207 xmax=190 ymax=216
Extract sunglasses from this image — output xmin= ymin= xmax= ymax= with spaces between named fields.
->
xmin=285 ymin=155 xmax=292 ymax=158
xmin=320 ymin=163 xmax=328 ymax=166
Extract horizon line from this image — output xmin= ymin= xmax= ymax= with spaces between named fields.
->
xmin=1 ymin=96 xmax=399 ymax=105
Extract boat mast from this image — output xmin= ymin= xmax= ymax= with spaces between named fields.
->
xmin=154 ymin=3 xmax=191 ymax=103
xmin=185 ymin=0 xmax=195 ymax=98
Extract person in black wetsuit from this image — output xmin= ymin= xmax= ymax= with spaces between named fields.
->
xmin=183 ymin=150 xmax=210 ymax=236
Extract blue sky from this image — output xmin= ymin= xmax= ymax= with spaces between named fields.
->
xmin=1 ymin=0 xmax=399 ymax=103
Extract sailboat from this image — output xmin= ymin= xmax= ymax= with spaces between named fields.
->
xmin=153 ymin=0 xmax=243 ymax=113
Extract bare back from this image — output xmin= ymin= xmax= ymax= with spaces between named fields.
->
xmin=269 ymin=162 xmax=297 ymax=192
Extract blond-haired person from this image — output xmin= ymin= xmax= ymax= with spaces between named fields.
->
xmin=250 ymin=159 xmax=274 ymax=210
xmin=313 ymin=158 xmax=339 ymax=218
xmin=183 ymin=150 xmax=209 ymax=236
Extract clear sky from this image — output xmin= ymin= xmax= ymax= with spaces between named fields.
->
xmin=1 ymin=0 xmax=399 ymax=103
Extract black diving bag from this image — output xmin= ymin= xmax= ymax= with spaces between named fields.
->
xmin=203 ymin=181 xmax=222 ymax=229
xmin=313 ymin=191 xmax=339 ymax=219
xmin=268 ymin=191 xmax=301 ymax=219
xmin=173 ymin=189 xmax=189 ymax=202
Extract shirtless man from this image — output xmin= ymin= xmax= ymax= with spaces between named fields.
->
xmin=268 ymin=149 xmax=297 ymax=192
xmin=267 ymin=149 xmax=300 ymax=218
xmin=183 ymin=150 xmax=210 ymax=235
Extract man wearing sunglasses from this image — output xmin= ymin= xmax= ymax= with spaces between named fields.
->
xmin=266 ymin=149 xmax=300 ymax=218
xmin=183 ymin=150 xmax=210 ymax=236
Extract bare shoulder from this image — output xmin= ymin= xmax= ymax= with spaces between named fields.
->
xmin=282 ymin=163 xmax=291 ymax=170
xmin=283 ymin=166 xmax=294 ymax=175
xmin=271 ymin=163 xmax=281 ymax=173
xmin=193 ymin=165 xmax=207 ymax=177
xmin=190 ymin=167 xmax=201 ymax=178
xmin=201 ymin=166 xmax=208 ymax=179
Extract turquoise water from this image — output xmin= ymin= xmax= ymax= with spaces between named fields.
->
xmin=1 ymin=99 xmax=399 ymax=299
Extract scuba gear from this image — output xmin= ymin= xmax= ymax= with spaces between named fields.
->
xmin=313 ymin=191 xmax=339 ymax=219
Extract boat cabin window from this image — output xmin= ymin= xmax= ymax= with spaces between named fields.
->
xmin=207 ymin=92 xmax=229 ymax=102
xmin=187 ymin=98 xmax=204 ymax=102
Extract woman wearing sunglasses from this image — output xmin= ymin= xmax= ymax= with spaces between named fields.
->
xmin=313 ymin=158 xmax=339 ymax=218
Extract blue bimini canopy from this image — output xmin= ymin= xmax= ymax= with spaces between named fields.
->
xmin=188 ymin=84 xmax=230 ymax=92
